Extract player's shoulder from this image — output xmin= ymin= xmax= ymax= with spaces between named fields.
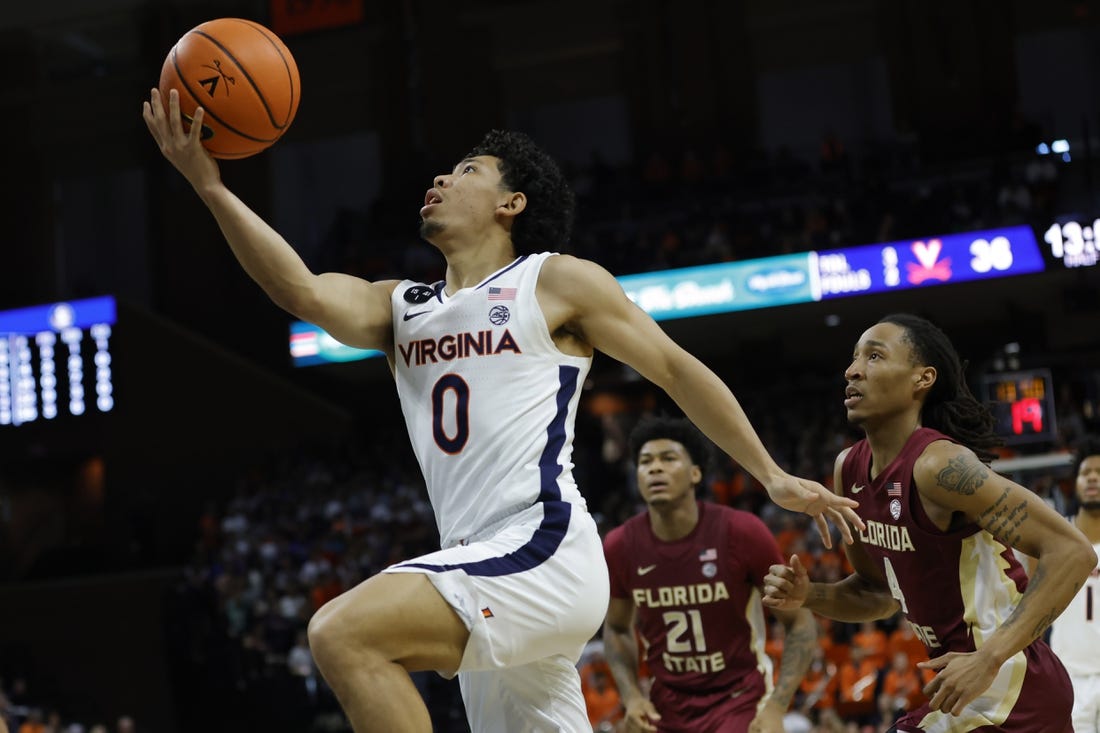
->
xmin=913 ymin=437 xmax=974 ymax=474
xmin=603 ymin=514 xmax=644 ymax=552
xmin=538 ymin=253 xmax=617 ymax=290
xmin=705 ymin=501 xmax=769 ymax=532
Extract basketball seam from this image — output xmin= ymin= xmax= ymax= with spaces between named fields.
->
xmin=170 ymin=49 xmax=276 ymax=146
xmin=232 ymin=19 xmax=299 ymax=124
xmin=186 ymin=27 xmax=293 ymax=132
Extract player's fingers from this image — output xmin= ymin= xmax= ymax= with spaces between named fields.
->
xmin=824 ymin=506 xmax=852 ymax=546
xmin=949 ymin=689 xmax=971 ymax=716
xmin=918 ymin=654 xmax=950 ymax=671
xmin=840 ymin=504 xmax=866 ymax=533
xmin=813 ymin=513 xmax=833 ymax=549
xmin=189 ymin=107 xmax=205 ymax=144
xmin=167 ymin=88 xmax=184 ymax=138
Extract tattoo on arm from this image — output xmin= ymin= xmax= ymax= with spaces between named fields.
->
xmin=977 ymin=487 xmax=1028 ymax=547
xmin=1030 ymin=609 xmax=1058 ymax=640
xmin=772 ymin=622 xmax=815 ymax=708
xmin=935 ymin=455 xmax=989 ymax=495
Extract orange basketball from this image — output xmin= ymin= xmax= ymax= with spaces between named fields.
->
xmin=159 ymin=18 xmax=300 ymax=159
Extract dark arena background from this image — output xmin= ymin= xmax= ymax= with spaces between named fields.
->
xmin=1 ymin=1 xmax=1098 ymax=731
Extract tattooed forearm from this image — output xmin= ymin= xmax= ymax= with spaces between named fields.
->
xmin=1030 ymin=609 xmax=1058 ymax=640
xmin=936 ymin=455 xmax=989 ymax=495
xmin=772 ymin=624 xmax=815 ymax=707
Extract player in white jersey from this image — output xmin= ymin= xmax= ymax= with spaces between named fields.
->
xmin=143 ymin=90 xmax=862 ymax=733
xmin=1049 ymin=438 xmax=1100 ymax=733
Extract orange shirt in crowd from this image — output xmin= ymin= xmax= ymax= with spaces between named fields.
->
xmin=881 ymin=664 xmax=923 ymax=712
xmin=852 ymin=622 xmax=888 ymax=668
xmin=837 ymin=655 xmax=879 ymax=719
xmin=800 ymin=662 xmax=838 ymax=711
xmin=888 ymin=623 xmax=929 ymax=665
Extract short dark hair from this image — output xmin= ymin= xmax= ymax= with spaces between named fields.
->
xmin=466 ymin=130 xmax=575 ymax=255
xmin=1075 ymin=435 xmax=1100 ymax=476
xmin=628 ymin=415 xmax=711 ymax=483
xmin=877 ymin=313 xmax=1002 ymax=462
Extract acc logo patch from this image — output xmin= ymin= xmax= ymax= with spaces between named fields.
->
xmin=890 ymin=498 xmax=902 ymax=520
xmin=489 ymin=305 xmax=510 ymax=325
xmin=403 ymin=285 xmax=436 ymax=304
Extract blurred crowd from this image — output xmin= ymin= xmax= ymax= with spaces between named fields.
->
xmin=326 ymin=125 xmax=1069 ymax=286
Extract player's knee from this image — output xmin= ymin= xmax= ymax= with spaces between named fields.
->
xmin=307 ymin=600 xmax=358 ymax=666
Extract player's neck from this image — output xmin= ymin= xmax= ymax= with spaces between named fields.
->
xmin=1075 ymin=508 xmax=1100 ymax=543
xmin=436 ymin=233 xmax=516 ymax=292
xmin=863 ymin=417 xmax=922 ymax=479
xmin=648 ymin=498 xmax=700 ymax=541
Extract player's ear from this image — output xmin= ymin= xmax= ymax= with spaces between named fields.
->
xmin=915 ymin=365 xmax=937 ymax=392
xmin=497 ymin=191 xmax=526 ymax=219
xmin=690 ymin=465 xmax=702 ymax=485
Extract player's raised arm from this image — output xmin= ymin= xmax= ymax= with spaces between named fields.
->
xmin=536 ymin=254 xmax=863 ymax=545
xmin=142 ymin=87 xmax=395 ymax=353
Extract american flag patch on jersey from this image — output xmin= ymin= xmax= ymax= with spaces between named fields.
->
xmin=887 ymin=482 xmax=902 ymax=497
xmin=487 ymin=286 xmax=516 ymax=300
xmin=699 ymin=547 xmax=717 ymax=562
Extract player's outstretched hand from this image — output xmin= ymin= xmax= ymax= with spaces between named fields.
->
xmin=765 ymin=474 xmax=864 ymax=548
xmin=622 ymin=697 xmax=661 ymax=732
xmin=142 ymin=88 xmax=221 ymax=189
xmin=762 ymin=555 xmax=810 ymax=611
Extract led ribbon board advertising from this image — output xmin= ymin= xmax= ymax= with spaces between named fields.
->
xmin=289 ymin=226 xmax=1047 ymax=366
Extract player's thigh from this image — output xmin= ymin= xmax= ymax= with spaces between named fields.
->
xmin=459 ymin=654 xmax=590 ymax=733
xmin=308 ymin=571 xmax=468 ymax=673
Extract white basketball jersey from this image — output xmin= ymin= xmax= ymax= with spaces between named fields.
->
xmin=1049 ymin=538 xmax=1100 ymax=677
xmin=391 ymin=253 xmax=592 ymax=548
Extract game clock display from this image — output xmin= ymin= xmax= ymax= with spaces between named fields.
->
xmin=980 ymin=369 xmax=1057 ymax=445
xmin=0 ymin=296 xmax=116 ymax=428
xmin=1042 ymin=219 xmax=1100 ymax=268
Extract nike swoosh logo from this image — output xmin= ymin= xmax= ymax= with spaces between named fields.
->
xmin=403 ymin=310 xmax=430 ymax=321
xmin=851 ymin=484 xmax=865 ymax=494
xmin=637 ymin=564 xmax=657 ymax=575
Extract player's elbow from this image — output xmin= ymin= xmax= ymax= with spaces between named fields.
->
xmin=1070 ymin=539 xmax=1099 ymax=583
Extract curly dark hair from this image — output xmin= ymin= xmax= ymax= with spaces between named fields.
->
xmin=1075 ymin=435 xmax=1100 ymax=476
xmin=628 ymin=415 xmax=712 ymax=485
xmin=466 ymin=130 xmax=576 ymax=254
xmin=878 ymin=313 xmax=1002 ymax=462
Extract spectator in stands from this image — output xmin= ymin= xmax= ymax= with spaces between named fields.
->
xmin=878 ymin=650 xmax=923 ymax=726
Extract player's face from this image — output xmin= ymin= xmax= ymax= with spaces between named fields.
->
xmin=636 ymin=439 xmax=702 ymax=508
xmin=419 ymin=155 xmax=511 ymax=242
xmin=843 ymin=322 xmax=930 ymax=425
xmin=1077 ymin=455 xmax=1100 ymax=510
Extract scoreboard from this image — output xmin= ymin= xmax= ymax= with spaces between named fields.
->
xmin=0 ymin=296 xmax=116 ymax=428
xmin=979 ymin=369 xmax=1057 ymax=445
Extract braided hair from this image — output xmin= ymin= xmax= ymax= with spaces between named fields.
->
xmin=878 ymin=313 xmax=1002 ymax=462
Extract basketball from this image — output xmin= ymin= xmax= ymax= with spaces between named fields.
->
xmin=158 ymin=18 xmax=300 ymax=159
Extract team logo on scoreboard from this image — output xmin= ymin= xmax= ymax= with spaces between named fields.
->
xmin=907 ymin=239 xmax=952 ymax=284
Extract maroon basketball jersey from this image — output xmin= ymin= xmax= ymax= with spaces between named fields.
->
xmin=841 ymin=427 xmax=1072 ymax=731
xmin=604 ymin=501 xmax=782 ymax=716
